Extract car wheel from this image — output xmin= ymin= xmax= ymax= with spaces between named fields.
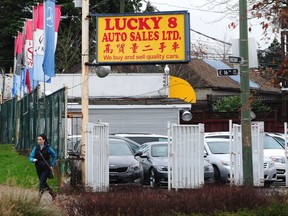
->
xmin=213 ymin=165 xmax=221 ymax=183
xmin=149 ymin=169 xmax=158 ymax=188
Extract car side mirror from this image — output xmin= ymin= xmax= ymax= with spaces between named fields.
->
xmin=134 ymin=151 xmax=143 ymax=157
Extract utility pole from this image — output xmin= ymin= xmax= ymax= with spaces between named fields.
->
xmin=81 ymin=0 xmax=89 ymax=186
xmin=239 ymin=0 xmax=253 ymax=186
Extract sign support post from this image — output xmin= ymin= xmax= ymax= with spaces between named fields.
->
xmin=81 ymin=0 xmax=89 ymax=186
xmin=239 ymin=0 xmax=253 ymax=186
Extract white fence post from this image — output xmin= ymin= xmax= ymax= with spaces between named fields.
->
xmin=85 ymin=121 xmax=109 ymax=192
xmin=231 ymin=123 xmax=243 ymax=186
xmin=251 ymin=122 xmax=264 ymax=187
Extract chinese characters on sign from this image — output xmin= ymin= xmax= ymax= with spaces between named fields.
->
xmin=95 ymin=12 xmax=190 ymax=64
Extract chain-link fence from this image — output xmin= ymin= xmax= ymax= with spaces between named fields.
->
xmin=0 ymin=86 xmax=67 ymax=159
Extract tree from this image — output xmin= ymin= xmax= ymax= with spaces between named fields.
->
xmin=0 ymin=0 xmax=40 ymax=72
xmin=258 ymin=37 xmax=282 ymax=70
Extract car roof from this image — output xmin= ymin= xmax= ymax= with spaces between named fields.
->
xmin=109 ymin=135 xmax=140 ymax=144
xmin=205 ymin=137 xmax=231 ymax=141
xmin=140 ymin=141 xmax=168 ymax=146
xmin=111 ymin=133 xmax=168 ymax=138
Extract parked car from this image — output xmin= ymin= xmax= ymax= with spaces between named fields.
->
xmin=67 ymin=135 xmax=143 ymax=183
xmin=109 ymin=138 xmax=143 ymax=183
xmin=111 ymin=133 xmax=169 ymax=145
xmin=205 ymin=131 xmax=286 ymax=181
xmin=204 ymin=137 xmax=277 ymax=186
xmin=134 ymin=141 xmax=214 ymax=188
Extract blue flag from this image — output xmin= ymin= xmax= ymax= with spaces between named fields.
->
xmin=43 ymin=0 xmax=55 ymax=77
xmin=12 ymin=75 xmax=21 ymax=97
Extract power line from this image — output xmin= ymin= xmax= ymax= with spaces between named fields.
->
xmin=143 ymin=0 xmax=232 ymax=46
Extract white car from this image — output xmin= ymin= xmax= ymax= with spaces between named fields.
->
xmin=205 ymin=132 xmax=286 ymax=182
xmin=204 ymin=137 xmax=277 ymax=186
xmin=263 ymin=135 xmax=286 ymax=181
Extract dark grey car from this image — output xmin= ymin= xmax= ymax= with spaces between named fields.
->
xmin=109 ymin=138 xmax=143 ymax=183
xmin=135 ymin=142 xmax=214 ymax=188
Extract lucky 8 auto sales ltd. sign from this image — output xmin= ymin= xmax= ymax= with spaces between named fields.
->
xmin=95 ymin=11 xmax=190 ymax=65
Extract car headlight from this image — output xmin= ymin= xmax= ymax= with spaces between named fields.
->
xmin=156 ymin=165 xmax=168 ymax=172
xmin=267 ymin=160 xmax=275 ymax=168
xmin=270 ymin=156 xmax=285 ymax=164
xmin=127 ymin=164 xmax=141 ymax=172
xmin=204 ymin=164 xmax=213 ymax=172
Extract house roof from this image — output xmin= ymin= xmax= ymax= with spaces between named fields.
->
xmin=68 ymin=97 xmax=191 ymax=106
xmin=181 ymin=58 xmax=240 ymax=89
xmin=179 ymin=59 xmax=281 ymax=93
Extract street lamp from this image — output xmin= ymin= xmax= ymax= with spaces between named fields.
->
xmin=164 ymin=65 xmax=170 ymax=96
xmin=181 ymin=110 xmax=193 ymax=122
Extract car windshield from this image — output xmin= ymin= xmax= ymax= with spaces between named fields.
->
xmin=151 ymin=144 xmax=168 ymax=157
xmin=264 ymin=135 xmax=284 ymax=149
xmin=206 ymin=140 xmax=230 ymax=154
xmin=109 ymin=140 xmax=133 ymax=156
xmin=274 ymin=137 xmax=285 ymax=147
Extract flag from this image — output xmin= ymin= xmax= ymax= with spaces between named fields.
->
xmin=24 ymin=20 xmax=33 ymax=93
xmin=43 ymin=1 xmax=61 ymax=78
xmin=33 ymin=4 xmax=50 ymax=82
xmin=25 ymin=68 xmax=31 ymax=93
xmin=24 ymin=20 xmax=33 ymax=69
xmin=15 ymin=32 xmax=23 ymax=76
xmin=12 ymin=74 xmax=21 ymax=97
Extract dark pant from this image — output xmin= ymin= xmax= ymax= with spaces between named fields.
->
xmin=37 ymin=169 xmax=50 ymax=192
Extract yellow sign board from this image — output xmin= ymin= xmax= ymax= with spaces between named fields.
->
xmin=95 ymin=11 xmax=190 ymax=65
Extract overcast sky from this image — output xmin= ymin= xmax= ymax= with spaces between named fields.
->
xmin=146 ymin=0 xmax=278 ymax=50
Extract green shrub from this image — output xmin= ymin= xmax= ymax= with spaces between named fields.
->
xmin=212 ymin=96 xmax=272 ymax=112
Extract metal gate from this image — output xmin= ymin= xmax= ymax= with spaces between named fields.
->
xmin=230 ymin=121 xmax=264 ymax=186
xmin=85 ymin=122 xmax=109 ymax=192
xmin=168 ymin=123 xmax=204 ymax=190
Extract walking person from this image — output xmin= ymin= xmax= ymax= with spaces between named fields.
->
xmin=29 ymin=133 xmax=57 ymax=200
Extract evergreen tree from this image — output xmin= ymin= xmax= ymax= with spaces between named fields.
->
xmin=257 ymin=37 xmax=282 ymax=70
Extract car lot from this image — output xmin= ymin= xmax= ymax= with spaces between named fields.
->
xmin=134 ymin=141 xmax=214 ymax=188
xmin=67 ymin=132 xmax=287 ymax=188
